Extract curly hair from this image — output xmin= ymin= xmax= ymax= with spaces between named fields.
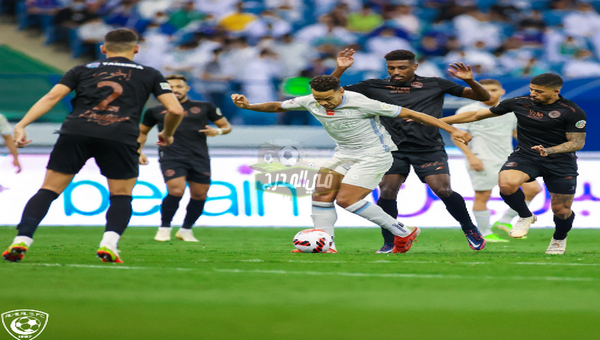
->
xmin=530 ymin=73 xmax=563 ymax=89
xmin=384 ymin=50 xmax=415 ymax=62
xmin=309 ymin=75 xmax=341 ymax=92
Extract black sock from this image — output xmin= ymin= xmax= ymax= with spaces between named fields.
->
xmin=500 ymin=189 xmax=532 ymax=218
xmin=553 ymin=212 xmax=575 ymax=240
xmin=105 ymin=195 xmax=132 ymax=236
xmin=161 ymin=194 xmax=182 ymax=227
xmin=17 ymin=189 xmax=60 ymax=237
xmin=182 ymin=199 xmax=206 ymax=229
xmin=440 ymin=191 xmax=476 ymax=231
xmin=377 ymin=198 xmax=397 ymax=244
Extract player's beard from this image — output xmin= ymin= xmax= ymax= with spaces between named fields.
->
xmin=177 ymin=94 xmax=188 ymax=103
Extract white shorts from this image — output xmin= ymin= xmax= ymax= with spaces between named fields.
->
xmin=467 ymin=160 xmax=504 ymax=191
xmin=321 ymin=152 xmax=393 ymax=190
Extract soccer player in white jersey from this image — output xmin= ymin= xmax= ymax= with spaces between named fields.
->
xmin=0 ymin=113 xmax=21 ymax=173
xmin=232 ymin=75 xmax=473 ymax=253
xmin=452 ymin=79 xmax=541 ymax=242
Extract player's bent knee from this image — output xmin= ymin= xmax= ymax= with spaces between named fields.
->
xmin=168 ymin=188 xmax=186 ymax=197
xmin=433 ymin=187 xmax=452 ymax=198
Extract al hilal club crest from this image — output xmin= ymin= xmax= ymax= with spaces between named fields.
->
xmin=2 ymin=309 xmax=49 ymax=340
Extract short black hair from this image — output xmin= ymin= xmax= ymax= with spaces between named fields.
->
xmin=530 ymin=73 xmax=563 ymax=88
xmin=384 ymin=49 xmax=415 ymax=62
xmin=309 ymin=75 xmax=341 ymax=92
xmin=165 ymin=74 xmax=188 ymax=83
xmin=479 ymin=79 xmax=502 ymax=87
xmin=104 ymin=28 xmax=138 ymax=52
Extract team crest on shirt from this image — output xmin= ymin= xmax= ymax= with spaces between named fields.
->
xmin=411 ymin=82 xmax=423 ymax=88
xmin=190 ymin=107 xmax=201 ymax=114
xmin=380 ymin=103 xmax=393 ymax=110
xmin=575 ymin=120 xmax=586 ymax=128
xmin=548 ymin=110 xmax=561 ymax=118
xmin=326 ymin=109 xmax=335 ymax=116
xmin=160 ymin=82 xmax=172 ymax=90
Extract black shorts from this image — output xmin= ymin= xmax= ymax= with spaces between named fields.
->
xmin=159 ymin=159 xmax=211 ymax=184
xmin=500 ymin=151 xmax=578 ymax=194
xmin=387 ymin=149 xmax=449 ymax=182
xmin=47 ymin=134 xmax=139 ymax=180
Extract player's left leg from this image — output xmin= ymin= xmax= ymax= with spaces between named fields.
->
xmin=176 ymin=178 xmax=211 ymax=242
xmin=544 ymin=174 xmax=577 ymax=255
xmin=309 ymin=168 xmax=343 ymax=252
xmin=494 ymin=180 xmax=542 ymax=234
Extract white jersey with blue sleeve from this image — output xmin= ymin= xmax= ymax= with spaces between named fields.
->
xmin=0 ymin=114 xmax=12 ymax=136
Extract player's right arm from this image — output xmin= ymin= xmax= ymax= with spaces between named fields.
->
xmin=14 ymin=84 xmax=72 ymax=148
xmin=399 ymin=108 xmax=472 ymax=145
xmin=156 ymin=93 xmax=184 ymax=146
xmin=231 ymin=94 xmax=289 ymax=112
xmin=330 ymin=48 xmax=356 ymax=79
xmin=137 ymin=123 xmax=153 ymax=165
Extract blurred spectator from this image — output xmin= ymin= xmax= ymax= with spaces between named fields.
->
xmin=264 ymin=0 xmax=305 ymax=24
xmin=563 ymin=49 xmax=600 ymax=78
xmin=444 ymin=36 xmax=462 ymax=54
xmin=550 ymin=0 xmax=575 ymax=10
xmin=53 ymin=0 xmax=96 ymax=45
xmin=345 ymin=43 xmax=384 ymax=78
xmin=419 ymin=35 xmax=446 ymax=57
xmin=104 ymin=0 xmax=142 ymax=28
xmin=76 ymin=16 xmax=113 ymax=58
xmin=218 ymin=2 xmax=257 ymax=33
xmin=25 ymin=0 xmax=60 ymax=17
xmin=168 ymin=1 xmax=205 ymax=30
xmin=161 ymin=41 xmax=205 ymax=78
xmin=347 ymin=4 xmax=383 ymax=33
xmin=221 ymin=36 xmax=259 ymax=79
xmin=199 ymin=48 xmax=233 ymax=119
xmin=276 ymin=33 xmax=314 ymax=78
xmin=415 ymin=56 xmax=444 ymax=77
xmin=453 ymin=9 xmax=502 ymax=49
xmin=195 ymin=0 xmax=237 ymax=17
xmin=313 ymin=0 xmax=361 ymax=17
xmin=366 ymin=27 xmax=412 ymax=57
xmin=387 ymin=4 xmax=421 ymax=35
xmin=244 ymin=10 xmax=292 ymax=40
xmin=295 ymin=14 xmax=355 ymax=46
xmin=237 ymin=49 xmax=282 ymax=125
xmin=328 ymin=2 xmax=350 ymax=27
xmin=563 ymin=2 xmax=600 ymax=38
xmin=511 ymin=57 xmax=551 ymax=77
xmin=559 ymin=35 xmax=586 ymax=57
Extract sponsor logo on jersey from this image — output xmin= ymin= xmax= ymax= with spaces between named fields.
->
xmin=420 ymin=161 xmax=444 ymax=169
xmin=411 ymin=82 xmax=423 ymax=88
xmin=160 ymin=82 xmax=172 ymax=90
xmin=216 ymin=108 xmax=223 ymax=116
xmin=505 ymin=162 xmax=518 ymax=167
xmin=86 ymin=62 xmax=101 ymax=68
xmin=380 ymin=103 xmax=393 ymax=110
xmin=575 ymin=120 xmax=586 ymax=128
xmin=190 ymin=107 xmax=201 ymax=114
xmin=527 ymin=110 xmax=544 ymax=120
xmin=326 ymin=109 xmax=335 ymax=116
xmin=548 ymin=110 xmax=561 ymax=118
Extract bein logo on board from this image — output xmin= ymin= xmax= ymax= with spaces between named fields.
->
xmin=2 ymin=309 xmax=49 ymax=340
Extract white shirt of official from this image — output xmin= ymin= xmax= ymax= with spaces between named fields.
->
xmin=282 ymin=91 xmax=400 ymax=155
xmin=0 ymin=114 xmax=12 ymax=136
xmin=454 ymin=101 xmax=517 ymax=163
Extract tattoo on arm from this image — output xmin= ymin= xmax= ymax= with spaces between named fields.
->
xmin=545 ymin=132 xmax=586 ymax=155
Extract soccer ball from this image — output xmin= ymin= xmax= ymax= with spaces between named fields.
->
xmin=278 ymin=146 xmax=300 ymax=167
xmin=14 ymin=316 xmax=41 ymax=333
xmin=293 ymin=229 xmax=332 ymax=253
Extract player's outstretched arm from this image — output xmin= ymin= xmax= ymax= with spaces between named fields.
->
xmin=330 ymin=48 xmax=355 ymax=79
xmin=199 ymin=117 xmax=232 ymax=137
xmin=137 ymin=124 xmax=153 ymax=165
xmin=532 ymin=132 xmax=586 ymax=157
xmin=399 ymin=108 xmax=472 ymax=145
xmin=14 ymin=84 xmax=71 ymax=148
xmin=441 ymin=108 xmax=497 ymax=124
xmin=231 ymin=94 xmax=288 ymax=112
xmin=2 ymin=134 xmax=21 ymax=173
xmin=156 ymin=93 xmax=184 ymax=146
xmin=447 ymin=62 xmax=490 ymax=101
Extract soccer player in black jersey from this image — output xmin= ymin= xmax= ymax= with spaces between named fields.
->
xmin=332 ymin=49 xmax=491 ymax=252
xmin=442 ymin=73 xmax=586 ymax=254
xmin=2 ymin=29 xmax=184 ymax=263
xmin=139 ymin=74 xmax=231 ymax=242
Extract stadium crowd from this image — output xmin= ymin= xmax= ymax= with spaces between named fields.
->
xmin=4 ymin=0 xmax=600 ymax=124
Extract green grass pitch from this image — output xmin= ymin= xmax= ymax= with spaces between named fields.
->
xmin=1 ymin=226 xmax=599 ymax=340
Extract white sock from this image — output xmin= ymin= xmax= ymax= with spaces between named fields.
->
xmin=99 ymin=231 xmax=121 ymax=249
xmin=178 ymin=228 xmax=193 ymax=235
xmin=344 ymin=200 xmax=410 ymax=237
xmin=499 ymin=200 xmax=532 ymax=223
xmin=473 ymin=210 xmax=491 ymax=236
xmin=13 ymin=236 xmax=33 ymax=248
xmin=311 ymin=201 xmax=337 ymax=240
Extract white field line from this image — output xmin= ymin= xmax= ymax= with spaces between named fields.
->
xmin=18 ymin=263 xmax=597 ymax=282
xmin=216 ymin=269 xmax=596 ymax=282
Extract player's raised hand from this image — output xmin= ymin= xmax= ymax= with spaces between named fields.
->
xmin=139 ymin=153 xmax=149 ymax=165
xmin=199 ymin=125 xmax=220 ymax=137
xmin=448 ymin=62 xmax=473 ymax=80
xmin=231 ymin=94 xmax=250 ymax=109
xmin=451 ymin=129 xmax=472 ymax=145
xmin=337 ymin=48 xmax=355 ymax=69
xmin=156 ymin=130 xmax=174 ymax=147
xmin=531 ymin=145 xmax=548 ymax=157
xmin=467 ymin=155 xmax=484 ymax=172
xmin=13 ymin=126 xmax=32 ymax=148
